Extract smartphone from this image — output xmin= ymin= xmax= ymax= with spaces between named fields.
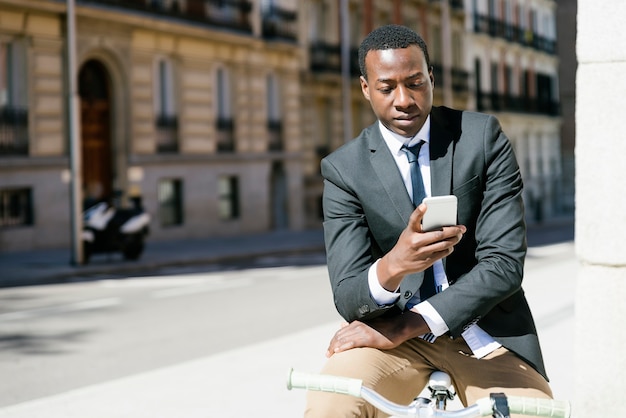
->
xmin=421 ymin=195 xmax=458 ymax=232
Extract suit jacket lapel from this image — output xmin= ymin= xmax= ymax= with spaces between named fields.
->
xmin=366 ymin=126 xmax=424 ymax=307
xmin=367 ymin=127 xmax=414 ymax=226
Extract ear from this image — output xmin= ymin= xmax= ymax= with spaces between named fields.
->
xmin=428 ymin=66 xmax=435 ymax=88
xmin=360 ymin=75 xmax=371 ymax=101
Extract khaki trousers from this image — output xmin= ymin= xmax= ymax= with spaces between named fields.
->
xmin=304 ymin=335 xmax=552 ymax=418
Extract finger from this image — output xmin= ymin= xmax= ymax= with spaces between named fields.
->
xmin=326 ymin=338 xmax=339 ymax=357
xmin=440 ymin=225 xmax=467 ymax=244
xmin=407 ymin=203 xmax=427 ymax=232
xmin=441 ymin=224 xmax=467 ymax=235
xmin=326 ymin=334 xmax=354 ymax=357
xmin=332 ymin=340 xmax=357 ymax=354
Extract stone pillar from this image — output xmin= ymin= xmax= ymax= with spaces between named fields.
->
xmin=575 ymin=1 xmax=626 ymax=416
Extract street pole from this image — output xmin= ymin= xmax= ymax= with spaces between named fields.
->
xmin=340 ymin=0 xmax=352 ymax=143
xmin=67 ymin=0 xmax=83 ymax=265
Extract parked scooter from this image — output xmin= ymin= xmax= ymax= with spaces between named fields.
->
xmin=82 ymin=196 xmax=150 ymax=264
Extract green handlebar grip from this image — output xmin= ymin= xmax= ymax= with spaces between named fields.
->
xmin=287 ymin=368 xmax=363 ymax=398
xmin=476 ymin=396 xmax=571 ymax=418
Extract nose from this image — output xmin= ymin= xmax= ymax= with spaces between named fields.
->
xmin=394 ymin=85 xmax=414 ymax=109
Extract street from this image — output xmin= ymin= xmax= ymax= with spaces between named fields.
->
xmin=0 ymin=230 xmax=577 ymax=417
xmin=0 ymin=253 xmax=336 ymax=408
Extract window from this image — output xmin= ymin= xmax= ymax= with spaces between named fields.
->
xmin=218 ymin=175 xmax=239 ymax=220
xmin=216 ymin=66 xmax=235 ymax=152
xmin=158 ymin=179 xmax=183 ymax=226
xmin=266 ymin=73 xmax=283 ymax=151
xmin=429 ymin=25 xmax=442 ymax=65
xmin=154 ymin=57 xmax=178 ymax=152
xmin=0 ymin=187 xmax=33 ymax=227
xmin=309 ymin=0 xmax=329 ymax=42
xmin=0 ymin=39 xmax=28 ymax=155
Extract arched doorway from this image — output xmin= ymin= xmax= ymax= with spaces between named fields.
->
xmin=79 ymin=60 xmax=112 ymax=208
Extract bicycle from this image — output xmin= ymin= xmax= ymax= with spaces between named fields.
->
xmin=286 ymin=368 xmax=571 ymax=418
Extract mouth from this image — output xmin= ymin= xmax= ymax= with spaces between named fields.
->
xmin=395 ymin=114 xmax=418 ymax=123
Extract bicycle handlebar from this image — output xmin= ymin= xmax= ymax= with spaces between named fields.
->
xmin=287 ymin=368 xmax=571 ymax=418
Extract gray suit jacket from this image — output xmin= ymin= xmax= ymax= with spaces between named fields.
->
xmin=321 ymin=106 xmax=547 ymax=379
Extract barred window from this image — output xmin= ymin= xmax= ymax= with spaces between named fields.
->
xmin=0 ymin=187 xmax=33 ymax=227
xmin=218 ymin=175 xmax=239 ymax=220
xmin=158 ymin=179 xmax=183 ymax=226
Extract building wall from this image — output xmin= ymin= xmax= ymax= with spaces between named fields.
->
xmin=0 ymin=0 xmax=304 ymax=251
xmin=0 ymin=0 xmax=565 ymax=252
xmin=464 ymin=0 xmax=562 ymax=222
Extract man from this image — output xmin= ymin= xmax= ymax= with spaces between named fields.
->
xmin=305 ymin=24 xmax=552 ymax=417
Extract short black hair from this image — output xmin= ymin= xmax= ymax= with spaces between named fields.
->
xmin=358 ymin=24 xmax=431 ymax=80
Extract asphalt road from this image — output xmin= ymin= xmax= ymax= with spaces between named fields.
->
xmin=0 ymin=255 xmax=336 ymax=407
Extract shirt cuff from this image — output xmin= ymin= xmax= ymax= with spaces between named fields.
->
xmin=368 ymin=259 xmax=400 ymax=306
xmin=410 ymin=301 xmax=449 ymax=337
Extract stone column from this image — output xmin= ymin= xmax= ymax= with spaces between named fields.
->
xmin=575 ymin=1 xmax=626 ymax=416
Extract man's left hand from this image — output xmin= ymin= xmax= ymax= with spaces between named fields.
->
xmin=326 ymin=311 xmax=429 ymax=357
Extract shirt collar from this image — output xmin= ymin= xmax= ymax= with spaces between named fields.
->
xmin=378 ymin=115 xmax=431 ymax=155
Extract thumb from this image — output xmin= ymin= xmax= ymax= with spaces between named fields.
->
xmin=407 ymin=203 xmax=427 ymax=232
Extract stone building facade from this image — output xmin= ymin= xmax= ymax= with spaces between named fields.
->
xmin=0 ymin=0 xmax=562 ymax=252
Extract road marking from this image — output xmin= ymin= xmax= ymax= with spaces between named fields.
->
xmin=0 ymin=297 xmax=122 ymax=322
xmin=150 ymin=277 xmax=253 ymax=299
xmin=99 ymin=275 xmax=226 ymax=288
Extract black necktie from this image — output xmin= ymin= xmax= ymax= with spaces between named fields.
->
xmin=403 ymin=141 xmax=436 ymax=301
xmin=403 ymin=141 xmax=426 ymax=205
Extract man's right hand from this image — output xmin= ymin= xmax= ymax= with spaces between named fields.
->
xmin=376 ymin=203 xmax=466 ymax=292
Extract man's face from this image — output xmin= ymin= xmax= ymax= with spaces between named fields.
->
xmin=360 ymin=45 xmax=434 ymax=138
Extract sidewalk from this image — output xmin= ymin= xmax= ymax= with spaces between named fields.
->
xmin=0 ymin=217 xmax=573 ymax=289
xmin=0 ymin=229 xmax=326 ymax=288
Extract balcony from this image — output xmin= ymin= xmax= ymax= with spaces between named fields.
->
xmin=429 ymin=0 xmax=465 ymax=12
xmin=431 ymin=64 xmax=470 ymax=93
xmin=0 ymin=106 xmax=29 ymax=156
xmin=473 ymin=13 xmax=556 ymax=55
xmin=262 ymin=4 xmax=297 ymax=42
xmin=155 ymin=114 xmax=179 ymax=153
xmin=309 ymin=42 xmax=359 ymax=76
xmin=78 ymin=0 xmax=253 ymax=34
xmin=216 ymin=117 xmax=235 ymax=152
xmin=267 ymin=119 xmax=283 ymax=151
xmin=476 ymin=91 xmax=560 ymax=116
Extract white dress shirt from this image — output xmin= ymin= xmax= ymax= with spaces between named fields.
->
xmin=367 ymin=118 xmax=501 ymax=358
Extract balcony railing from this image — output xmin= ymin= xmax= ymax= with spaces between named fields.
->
xmin=309 ymin=42 xmax=360 ymax=76
xmin=429 ymin=0 xmax=465 ymax=12
xmin=216 ymin=117 xmax=235 ymax=152
xmin=431 ymin=64 xmax=470 ymax=93
xmin=267 ymin=119 xmax=283 ymax=151
xmin=476 ymin=91 xmax=560 ymax=116
xmin=0 ymin=106 xmax=29 ymax=156
xmin=0 ymin=187 xmax=33 ymax=227
xmin=473 ymin=14 xmax=556 ymax=55
xmin=155 ymin=114 xmax=179 ymax=153
xmin=79 ymin=0 xmax=253 ymax=33
xmin=262 ymin=5 xmax=297 ymax=42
